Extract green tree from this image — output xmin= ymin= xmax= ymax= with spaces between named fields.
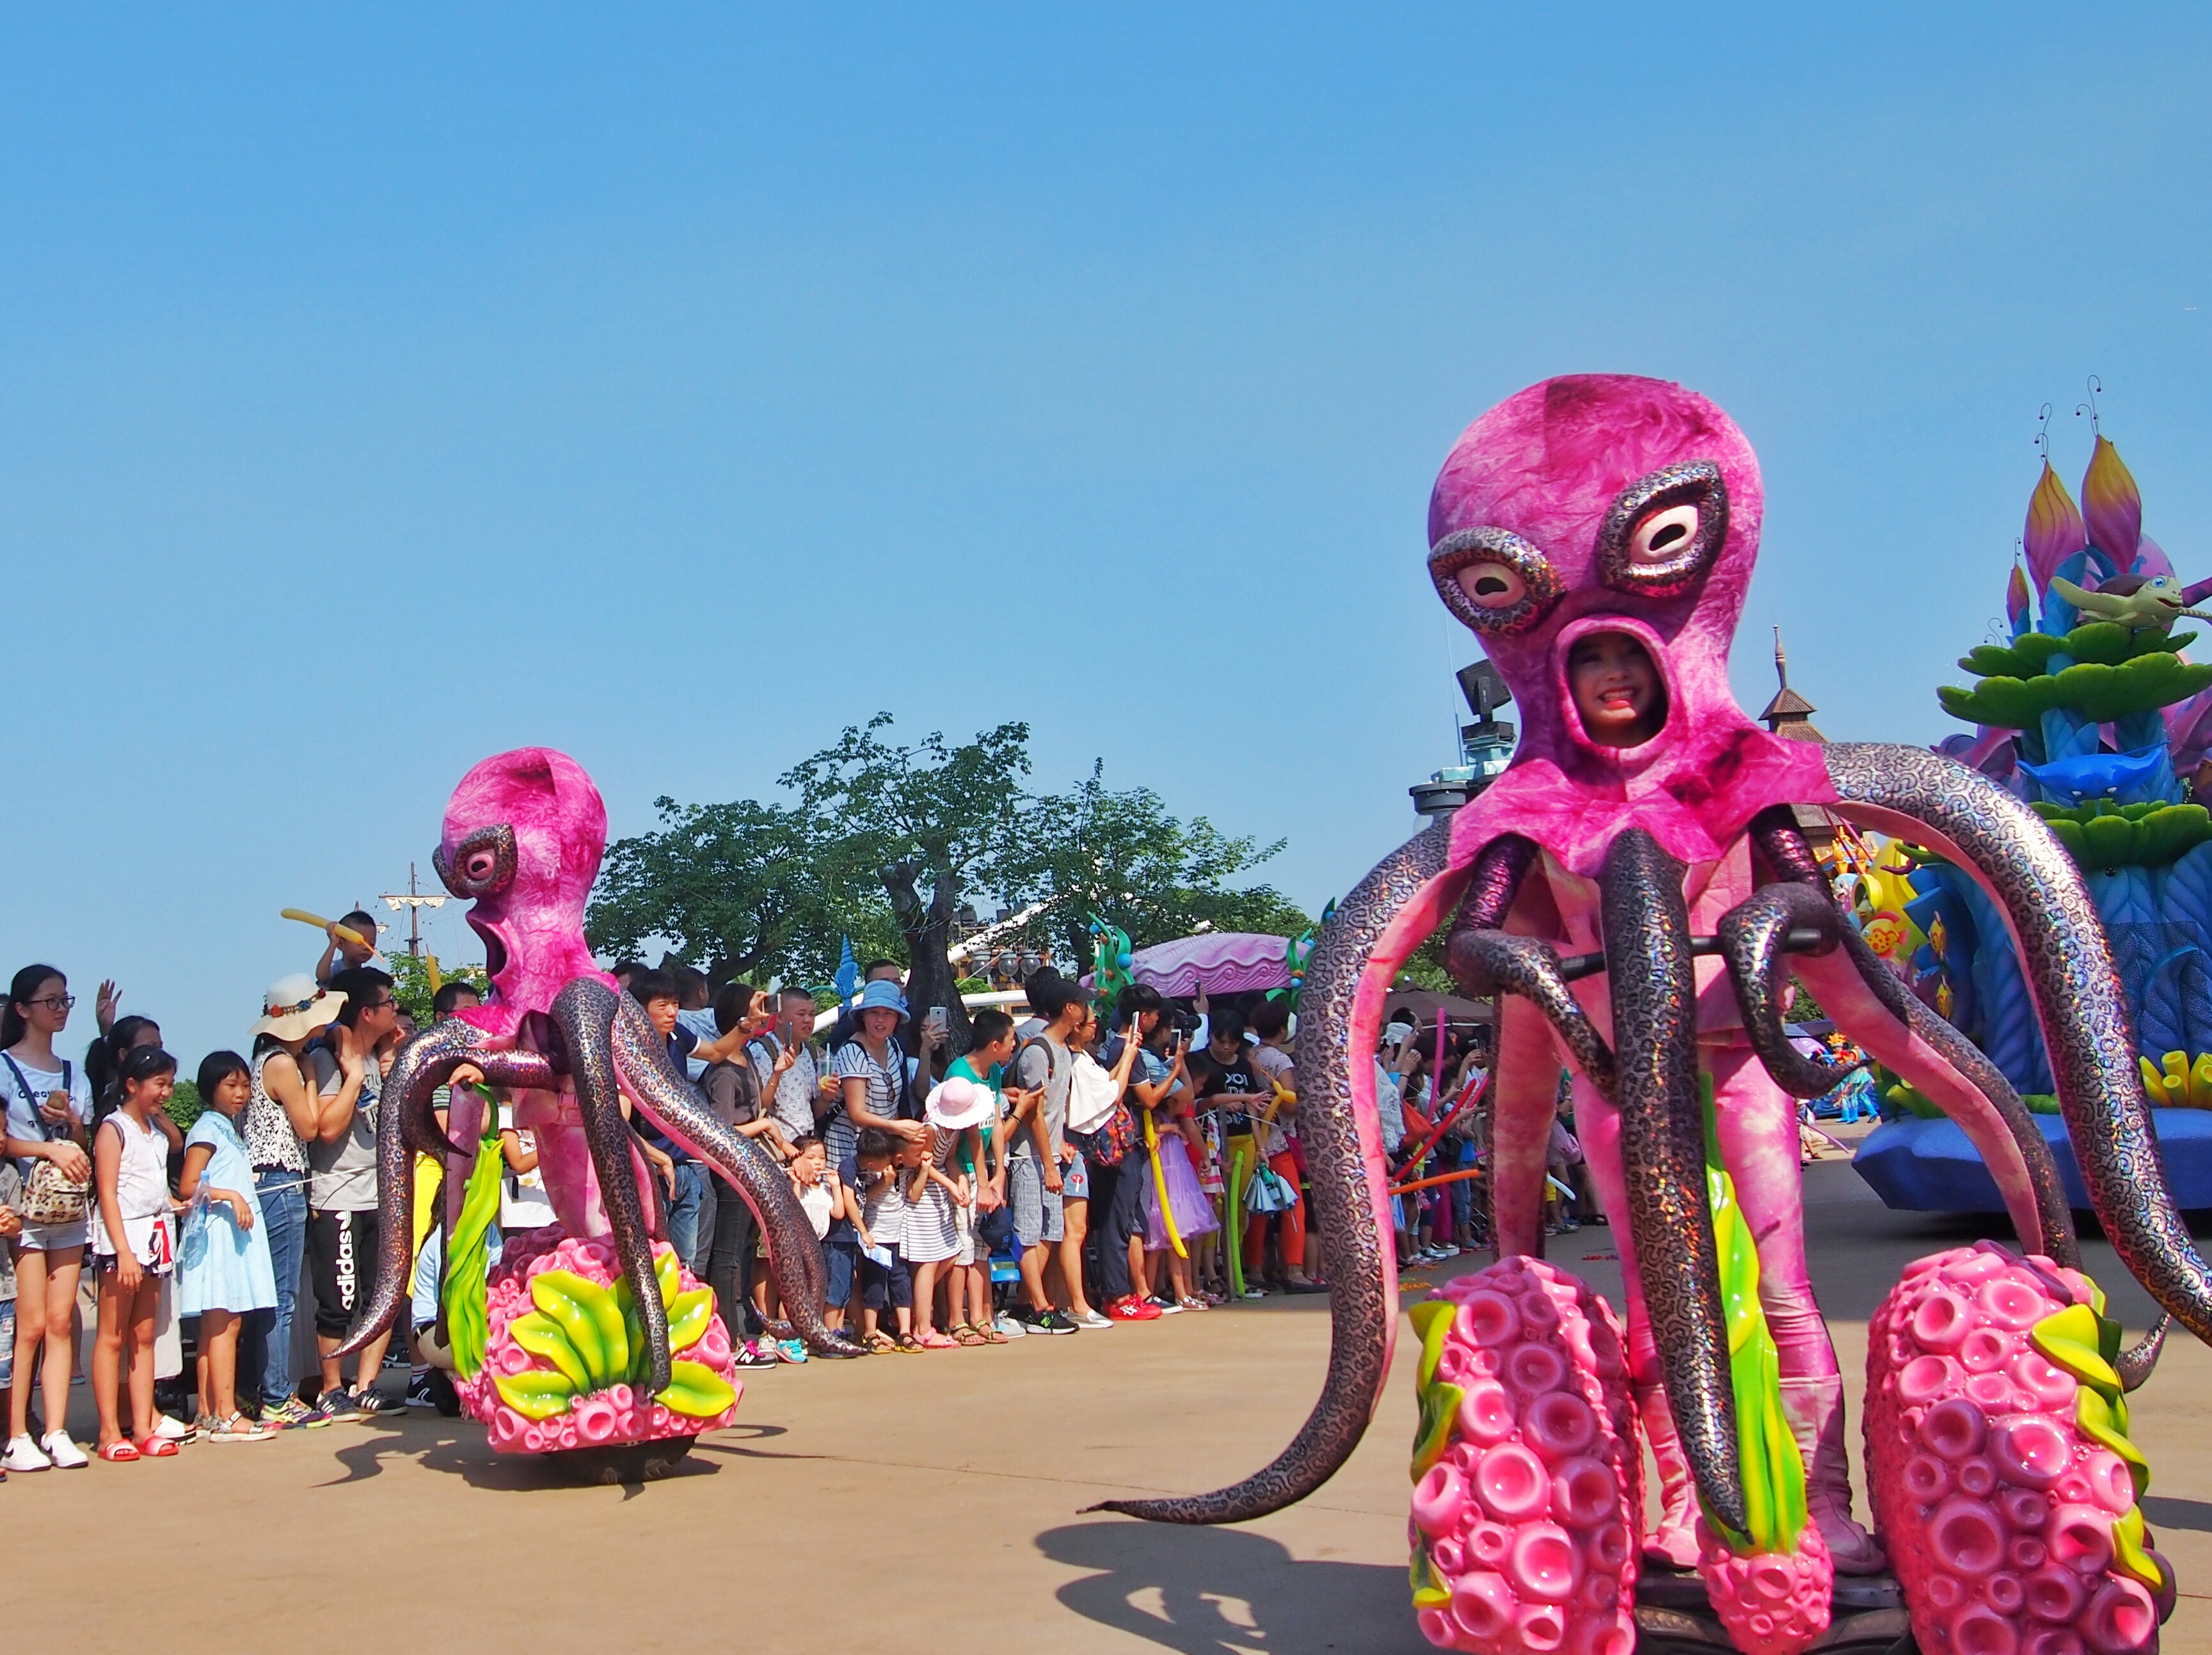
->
xmin=387 ymin=953 xmax=489 ymax=1028
xmin=585 ymin=797 xmax=825 ymax=988
xmin=991 ymin=762 xmax=1309 ymax=966
xmin=780 ymin=715 xmax=1030 ymax=1052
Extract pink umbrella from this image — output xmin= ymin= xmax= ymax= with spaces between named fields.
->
xmin=1116 ymin=932 xmax=1293 ymax=998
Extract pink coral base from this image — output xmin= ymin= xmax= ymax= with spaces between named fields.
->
xmin=461 ymin=1225 xmax=741 ymax=1454
xmin=1868 ymin=1246 xmax=2163 ymax=1655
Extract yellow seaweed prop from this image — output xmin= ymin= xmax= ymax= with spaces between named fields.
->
xmin=1143 ymin=1107 xmax=1186 ymax=1259
xmin=1698 ymin=1073 xmax=1808 ymax=1555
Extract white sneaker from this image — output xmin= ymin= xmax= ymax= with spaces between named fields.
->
xmin=41 ymin=1431 xmax=88 ymax=1469
xmin=992 ymin=1312 xmax=1028 ymax=1339
xmin=2 ymin=1435 xmax=51 ymax=1473
xmin=151 ymin=1414 xmax=195 ymax=1443
xmin=1074 ymin=1308 xmax=1112 ymax=1329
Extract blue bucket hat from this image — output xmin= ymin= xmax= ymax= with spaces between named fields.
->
xmin=855 ymin=978 xmax=908 ymax=1015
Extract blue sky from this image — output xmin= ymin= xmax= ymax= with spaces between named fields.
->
xmin=4 ymin=6 xmax=2210 ymax=1064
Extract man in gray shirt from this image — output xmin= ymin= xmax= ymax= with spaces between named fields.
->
xmin=304 ymin=967 xmax=401 ymax=1422
xmin=1008 ymin=977 xmax=1086 ymax=1334
xmin=749 ymin=988 xmax=823 ymax=1144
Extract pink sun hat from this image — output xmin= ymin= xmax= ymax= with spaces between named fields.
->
xmin=925 ymin=1076 xmax=993 ymax=1132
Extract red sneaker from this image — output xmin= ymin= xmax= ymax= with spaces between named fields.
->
xmin=1106 ymin=1295 xmax=1163 ymax=1322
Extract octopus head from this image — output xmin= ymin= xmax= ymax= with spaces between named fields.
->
xmin=436 ymin=747 xmax=608 ymax=1013
xmin=1427 ymin=375 xmax=1763 ymax=766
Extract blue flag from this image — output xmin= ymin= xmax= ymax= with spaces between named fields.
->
xmin=833 ymin=937 xmax=859 ymax=1004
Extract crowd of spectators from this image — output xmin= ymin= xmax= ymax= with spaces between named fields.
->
xmin=0 ymin=921 xmax=1507 ymax=1471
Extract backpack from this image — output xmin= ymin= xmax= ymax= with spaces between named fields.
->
xmin=1066 ymin=1050 xmax=1137 ymax=1168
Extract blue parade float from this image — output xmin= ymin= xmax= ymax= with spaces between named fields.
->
xmin=1854 ymin=408 xmax=2212 ymax=1214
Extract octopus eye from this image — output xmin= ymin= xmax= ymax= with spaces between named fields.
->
xmin=434 ymin=825 xmax=517 ymax=899
xmin=1457 ymin=562 xmax=1527 ymax=610
xmin=1596 ymin=461 xmax=1729 ymax=598
xmin=1429 ymin=527 xmax=1562 ymax=637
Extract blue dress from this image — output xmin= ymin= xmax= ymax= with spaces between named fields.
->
xmin=178 ymin=1113 xmax=279 ymax=1315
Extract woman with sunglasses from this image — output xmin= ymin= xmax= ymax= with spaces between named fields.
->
xmin=0 ymin=965 xmax=95 ymax=1471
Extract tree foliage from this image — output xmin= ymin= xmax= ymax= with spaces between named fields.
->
xmin=387 ymin=953 xmax=490 ymax=1029
xmin=584 ymin=716 xmax=1306 ymax=1042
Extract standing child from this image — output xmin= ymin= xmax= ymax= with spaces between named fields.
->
xmin=178 ymin=1052 xmax=280 ymax=1443
xmin=851 ymin=1128 xmax=912 ymax=1352
xmin=90 ymin=1045 xmax=185 ymax=1461
xmin=911 ymin=1079 xmax=990 ymax=1349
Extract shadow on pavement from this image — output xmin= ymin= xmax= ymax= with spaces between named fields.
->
xmin=2143 ymin=1494 xmax=2212 ymax=1535
xmin=1038 ymin=1519 xmax=1427 ymax=1654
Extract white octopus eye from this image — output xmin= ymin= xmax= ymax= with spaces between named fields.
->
xmin=462 ymin=849 xmax=498 ymax=882
xmin=1456 ymin=562 xmax=1528 ymax=610
xmin=1628 ymin=503 xmax=1700 ymax=565
xmin=1597 ymin=461 xmax=1728 ymax=598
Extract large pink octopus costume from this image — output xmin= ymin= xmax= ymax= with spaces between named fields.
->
xmin=337 ymin=748 xmax=852 ymax=1445
xmin=1101 ymin=377 xmax=2201 ymax=1654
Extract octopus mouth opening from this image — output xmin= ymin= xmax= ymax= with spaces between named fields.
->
xmin=1553 ymin=614 xmax=1679 ymax=757
xmin=472 ymin=917 xmax=510 ymax=980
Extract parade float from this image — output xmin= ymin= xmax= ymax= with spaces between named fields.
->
xmin=331 ymin=748 xmax=850 ymax=1482
xmin=1094 ymin=376 xmax=2194 ymax=1654
xmin=1854 ymin=413 xmax=2212 ymax=1216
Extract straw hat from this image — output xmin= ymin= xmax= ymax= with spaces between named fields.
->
xmin=251 ymin=972 xmax=347 ymax=1041
xmin=925 ymin=1076 xmax=993 ymax=1131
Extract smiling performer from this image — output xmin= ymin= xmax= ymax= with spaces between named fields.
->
xmin=1099 ymin=375 xmax=2188 ymax=1655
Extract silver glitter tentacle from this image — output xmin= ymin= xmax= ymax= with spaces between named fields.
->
xmin=550 ymin=978 xmax=673 ymax=1394
xmin=608 ymin=995 xmax=859 ymax=1358
xmin=1602 ymin=827 xmax=1747 ymax=1543
xmin=1747 ymin=809 xmax=2076 ymax=1264
xmin=1825 ymin=741 xmax=2212 ymax=1343
xmin=335 ymin=1022 xmax=558 ymax=1360
xmin=1093 ymin=820 xmax=1453 ymax=1523
xmin=1717 ymin=882 xmax=1865 ymax=1097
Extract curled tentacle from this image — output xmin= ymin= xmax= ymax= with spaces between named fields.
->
xmin=551 ymin=978 xmax=672 ymax=1395
xmin=335 ymin=1021 xmax=557 ymax=1361
xmin=607 ymin=994 xmax=858 ymax=1358
xmin=1602 ymin=827 xmax=1747 ymax=1543
xmin=2119 ymin=1317 xmax=2170 ymax=1391
xmin=1749 ymin=807 xmax=2080 ymax=1267
xmin=1717 ymin=881 xmax=1863 ymax=1097
xmin=1826 ymin=741 xmax=2212 ymax=1344
xmin=1094 ymin=820 xmax=1458 ymax=1521
xmin=1446 ymin=929 xmax=1616 ymax=1094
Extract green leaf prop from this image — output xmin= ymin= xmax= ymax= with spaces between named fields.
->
xmin=1699 ymin=1073 xmax=1806 ymax=1556
xmin=2026 ymin=800 xmax=2212 ymax=871
xmin=440 ymin=1115 xmax=509 ymax=1381
xmin=657 ymin=1359 xmax=737 ymax=1420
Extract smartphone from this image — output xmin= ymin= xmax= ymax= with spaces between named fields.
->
xmin=927 ymin=1004 xmax=948 ymax=1035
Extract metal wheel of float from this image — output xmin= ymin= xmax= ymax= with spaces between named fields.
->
xmin=543 ymin=1436 xmax=700 ymax=1486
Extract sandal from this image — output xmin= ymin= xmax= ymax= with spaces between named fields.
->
xmin=136 ymin=1436 xmax=180 ymax=1458
xmin=950 ymin=1324 xmax=989 ymax=1347
xmin=864 ymin=1331 xmax=898 ymax=1354
xmin=970 ymin=1320 xmax=1008 ymax=1345
xmin=892 ymin=1334 xmax=924 ymax=1354
xmin=1179 ymin=1295 xmax=1211 ymax=1312
xmin=96 ymin=1439 xmax=141 ymax=1462
xmin=916 ymin=1329 xmax=959 ymax=1350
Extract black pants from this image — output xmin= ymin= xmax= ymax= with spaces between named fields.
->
xmin=859 ymin=1249 xmax=912 ymax=1310
xmin=1088 ymin=1159 xmax=1147 ymax=1303
xmin=706 ymin=1175 xmax=758 ymax=1338
xmin=306 ymin=1208 xmax=383 ymax=1340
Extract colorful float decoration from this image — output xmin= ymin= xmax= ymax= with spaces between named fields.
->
xmin=1855 ymin=415 xmax=2212 ymax=1215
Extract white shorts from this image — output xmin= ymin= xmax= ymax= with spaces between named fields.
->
xmin=952 ymin=1200 xmax=980 ymax=1267
xmin=20 ymin=1218 xmax=89 ymax=1253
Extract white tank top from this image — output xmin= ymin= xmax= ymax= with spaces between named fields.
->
xmin=95 ymin=1111 xmax=174 ymax=1264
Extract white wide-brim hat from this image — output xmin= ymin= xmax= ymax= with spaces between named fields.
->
xmin=251 ymin=972 xmax=346 ymax=1042
xmin=925 ymin=1076 xmax=993 ymax=1131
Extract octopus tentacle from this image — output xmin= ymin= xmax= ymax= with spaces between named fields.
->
xmin=1746 ymin=806 xmax=2078 ymax=1265
xmin=2119 ymin=1317 xmax=2169 ymax=1391
xmin=335 ymin=1022 xmax=557 ymax=1360
xmin=606 ymin=995 xmax=859 ymax=1358
xmin=1446 ymin=930 xmax=1616 ymax=1095
xmin=1093 ymin=820 xmax=1457 ymax=1521
xmin=1602 ymin=827 xmax=1748 ymax=1542
xmin=1717 ymin=882 xmax=1863 ymax=1097
xmin=1825 ymin=741 xmax=2212 ymax=1343
xmin=551 ymin=978 xmax=673 ymax=1395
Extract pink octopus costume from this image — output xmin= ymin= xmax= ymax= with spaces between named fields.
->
xmin=1101 ymin=377 xmax=2200 ymax=1655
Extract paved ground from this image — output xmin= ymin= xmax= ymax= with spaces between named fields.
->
xmin=17 ymin=1154 xmax=2212 ymax=1652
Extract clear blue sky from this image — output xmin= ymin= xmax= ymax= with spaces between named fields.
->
xmin=4 ymin=6 xmax=2209 ymax=1065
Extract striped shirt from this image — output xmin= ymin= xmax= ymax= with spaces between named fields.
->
xmin=828 ymin=1037 xmax=905 ymax=1164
